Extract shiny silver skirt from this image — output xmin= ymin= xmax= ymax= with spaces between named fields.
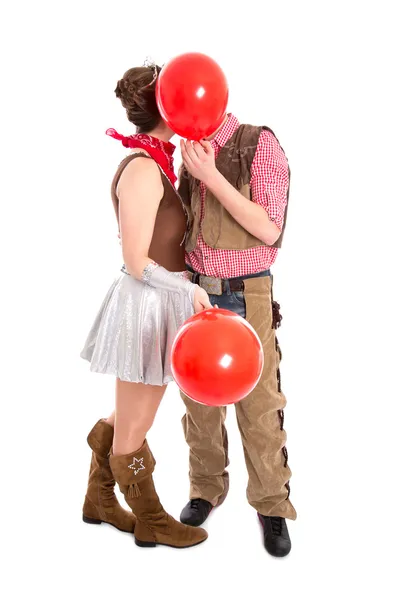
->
xmin=80 ymin=271 xmax=193 ymax=385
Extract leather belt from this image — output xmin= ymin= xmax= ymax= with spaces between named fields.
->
xmin=187 ymin=273 xmax=246 ymax=295
xmin=187 ymin=269 xmax=271 ymax=296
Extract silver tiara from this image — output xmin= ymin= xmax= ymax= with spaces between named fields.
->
xmin=143 ymin=57 xmax=159 ymax=86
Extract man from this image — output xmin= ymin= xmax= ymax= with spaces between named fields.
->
xmin=177 ymin=114 xmax=296 ymax=558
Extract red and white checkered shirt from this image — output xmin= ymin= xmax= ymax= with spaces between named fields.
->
xmin=185 ymin=114 xmax=289 ymax=278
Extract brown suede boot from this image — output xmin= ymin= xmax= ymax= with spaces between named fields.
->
xmin=110 ymin=441 xmax=208 ymax=548
xmin=82 ymin=419 xmax=136 ymax=533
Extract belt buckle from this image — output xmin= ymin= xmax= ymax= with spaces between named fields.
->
xmin=199 ymin=275 xmax=223 ymax=295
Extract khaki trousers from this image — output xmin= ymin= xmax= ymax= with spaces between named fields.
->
xmin=181 ymin=276 xmax=296 ymax=519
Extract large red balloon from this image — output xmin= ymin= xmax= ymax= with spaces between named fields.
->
xmin=171 ymin=308 xmax=264 ymax=406
xmin=156 ymin=53 xmax=229 ymax=140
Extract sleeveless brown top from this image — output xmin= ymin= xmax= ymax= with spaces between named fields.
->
xmin=111 ymin=152 xmax=187 ymax=272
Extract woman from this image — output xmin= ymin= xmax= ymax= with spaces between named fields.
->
xmin=80 ymin=63 xmax=211 ymax=549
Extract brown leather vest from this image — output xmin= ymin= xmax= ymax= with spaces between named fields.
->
xmin=111 ymin=153 xmax=187 ymax=272
xmin=178 ymin=124 xmax=290 ymax=253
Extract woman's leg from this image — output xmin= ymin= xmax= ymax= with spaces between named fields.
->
xmin=105 ymin=411 xmax=115 ymax=427
xmin=113 ymin=380 xmax=166 ymax=456
xmin=82 ymin=381 xmax=164 ymax=531
xmin=82 ymin=409 xmax=135 ymax=531
xmin=109 ymin=379 xmax=208 ymax=548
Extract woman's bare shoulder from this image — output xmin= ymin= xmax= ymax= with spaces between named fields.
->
xmin=118 ymin=153 xmax=163 ymax=195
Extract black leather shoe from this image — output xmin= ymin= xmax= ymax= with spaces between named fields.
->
xmin=180 ymin=499 xmax=213 ymax=526
xmin=258 ymin=514 xmax=292 ymax=557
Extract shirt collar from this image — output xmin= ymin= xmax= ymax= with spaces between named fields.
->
xmin=211 ymin=113 xmax=240 ymax=149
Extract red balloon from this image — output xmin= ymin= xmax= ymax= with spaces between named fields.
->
xmin=156 ymin=53 xmax=229 ymax=140
xmin=171 ymin=308 xmax=264 ymax=407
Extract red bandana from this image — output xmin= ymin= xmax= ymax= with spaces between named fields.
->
xmin=106 ymin=129 xmax=177 ymax=185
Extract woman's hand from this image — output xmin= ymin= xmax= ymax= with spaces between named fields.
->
xmin=193 ymin=285 xmax=212 ymax=313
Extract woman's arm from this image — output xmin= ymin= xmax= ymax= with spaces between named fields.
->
xmin=117 ymin=157 xmax=211 ymax=312
xmin=118 ymin=156 xmax=164 ymax=279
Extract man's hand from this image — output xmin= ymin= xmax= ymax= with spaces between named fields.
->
xmin=180 ymin=139 xmax=218 ymax=186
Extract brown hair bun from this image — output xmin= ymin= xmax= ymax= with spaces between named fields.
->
xmin=115 ymin=65 xmax=162 ymax=133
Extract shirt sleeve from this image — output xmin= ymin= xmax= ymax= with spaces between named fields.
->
xmin=250 ymin=130 xmax=289 ymax=231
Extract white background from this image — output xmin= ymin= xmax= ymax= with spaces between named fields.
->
xmin=1 ymin=1 xmax=399 ymax=598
